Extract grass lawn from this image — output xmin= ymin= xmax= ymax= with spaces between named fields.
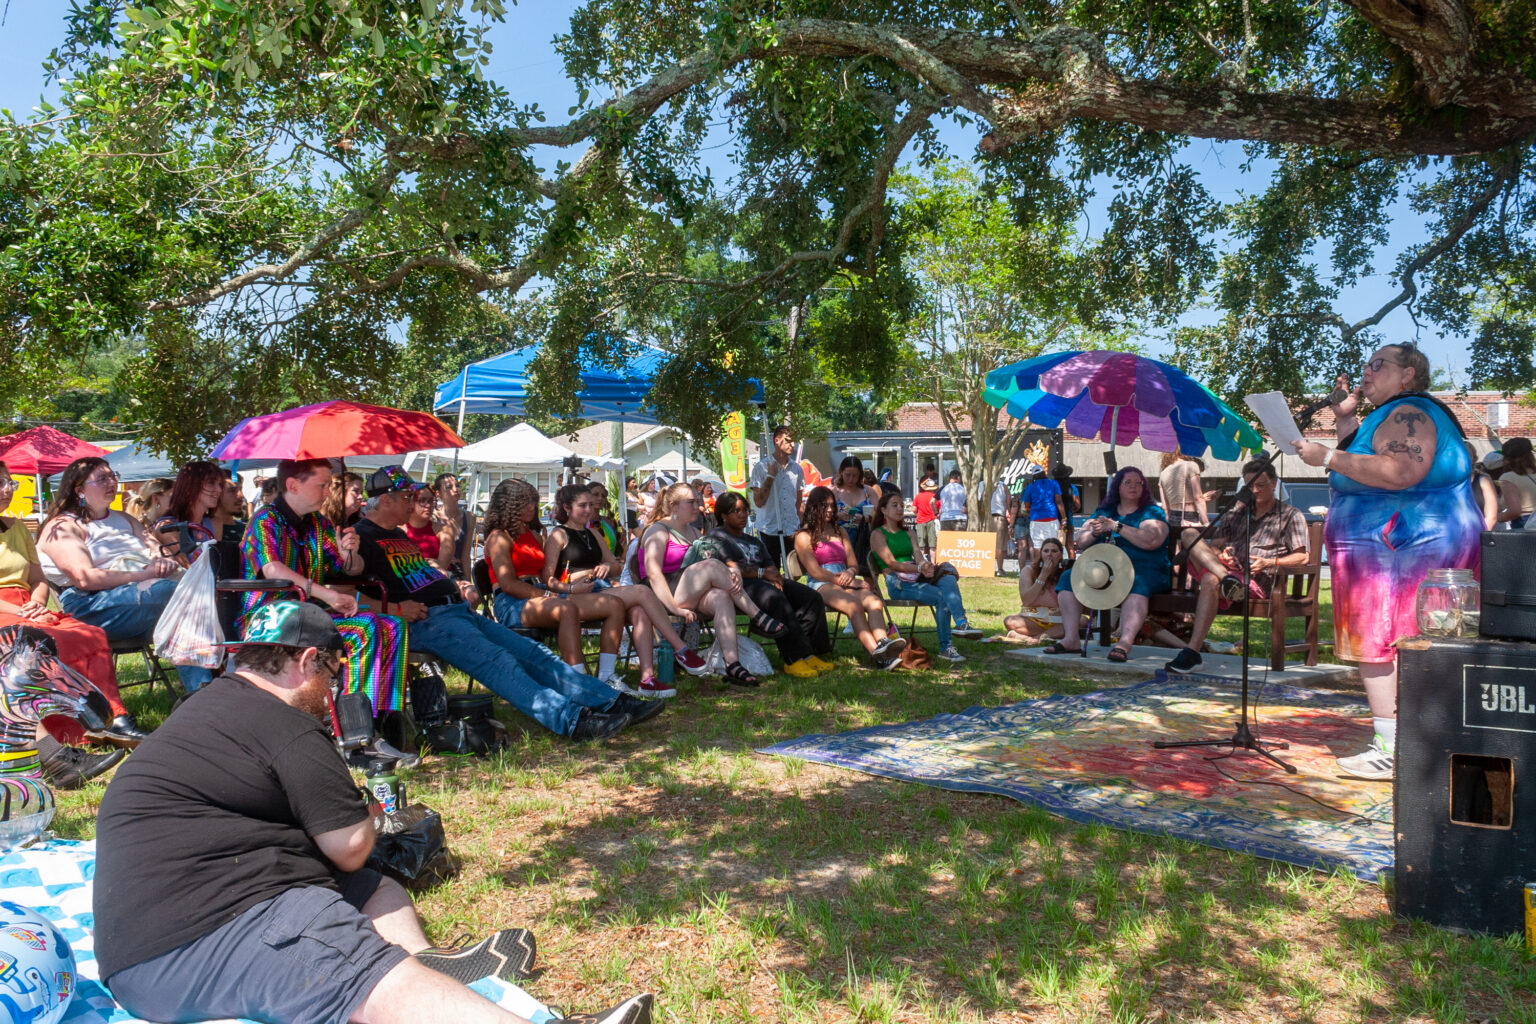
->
xmin=58 ymin=578 xmax=1534 ymax=1023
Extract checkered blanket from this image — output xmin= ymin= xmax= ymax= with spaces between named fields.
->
xmin=0 ymin=839 xmax=555 ymax=1023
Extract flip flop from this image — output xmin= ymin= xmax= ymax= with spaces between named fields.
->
xmin=1106 ymin=647 xmax=1130 ymax=663
xmin=1042 ymin=642 xmax=1081 ymax=655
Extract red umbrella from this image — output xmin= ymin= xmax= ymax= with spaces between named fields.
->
xmin=210 ymin=401 xmax=466 ymax=460
xmin=0 ymin=426 xmax=109 ymax=475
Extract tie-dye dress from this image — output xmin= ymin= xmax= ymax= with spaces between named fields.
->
xmin=1325 ymin=394 xmax=1482 ymax=664
xmin=239 ymin=500 xmax=407 ymax=715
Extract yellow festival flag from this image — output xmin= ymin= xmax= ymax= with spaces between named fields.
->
xmin=720 ymin=412 xmax=748 ymax=493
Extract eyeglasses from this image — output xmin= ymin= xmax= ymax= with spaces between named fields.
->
xmin=1364 ymin=356 xmax=1403 ymax=374
xmin=86 ymin=471 xmax=119 ymax=486
xmin=0 ymin=478 xmax=15 ymax=490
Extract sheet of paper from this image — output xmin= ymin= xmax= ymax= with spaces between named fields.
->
xmin=1244 ymin=391 xmax=1304 ymax=452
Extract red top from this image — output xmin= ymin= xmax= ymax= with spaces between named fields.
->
xmin=486 ymin=528 xmax=549 ymax=587
xmin=405 ymin=522 xmax=439 ymax=560
xmin=913 ymin=490 xmax=938 ymax=524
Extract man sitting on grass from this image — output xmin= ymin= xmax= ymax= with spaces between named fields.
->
xmin=1165 ymin=458 xmax=1309 ymax=673
xmin=93 ymin=600 xmax=654 ymax=1024
xmin=353 ymin=466 xmax=661 ymax=741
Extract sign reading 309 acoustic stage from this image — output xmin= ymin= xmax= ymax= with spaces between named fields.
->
xmin=931 ymin=531 xmax=998 ymax=577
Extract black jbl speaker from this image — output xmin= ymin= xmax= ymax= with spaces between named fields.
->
xmin=1396 ymin=637 xmax=1536 ymax=935
xmin=1480 ymin=531 xmax=1536 ymax=641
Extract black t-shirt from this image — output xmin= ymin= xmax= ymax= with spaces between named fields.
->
xmin=353 ymin=517 xmax=462 ymax=605
xmin=704 ymin=527 xmax=773 ymax=571
xmin=92 ymin=675 xmax=371 ymax=979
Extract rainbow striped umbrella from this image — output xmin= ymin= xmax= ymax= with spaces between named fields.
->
xmin=983 ymin=351 xmax=1262 ymax=461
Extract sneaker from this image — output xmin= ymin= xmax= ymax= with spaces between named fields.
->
xmin=784 ymin=658 xmax=819 ymax=678
xmin=674 ymin=647 xmax=709 ymax=676
xmin=552 ymin=993 xmax=654 ymax=1024
xmin=39 ymin=743 xmax=126 ymax=791
xmin=1164 ymin=647 xmax=1203 ymax=673
xmin=1336 ymin=741 xmax=1395 ymax=781
xmin=602 ymin=676 xmax=646 ymax=699
xmin=636 ymin=676 xmax=677 ymax=699
xmin=951 ymin=625 xmax=983 ymax=640
xmin=370 ymin=737 xmax=423 ymax=771
xmin=871 ymin=635 xmax=908 ymax=660
xmin=415 ymin=927 xmax=537 ymax=983
xmin=570 ymin=707 xmax=631 ymax=741
xmin=937 ymin=644 xmax=966 ymax=662
xmin=609 ymin=694 xmax=667 ymax=725
xmin=876 ymin=651 xmax=903 ymax=671
xmin=1219 ymin=574 xmax=1247 ymax=603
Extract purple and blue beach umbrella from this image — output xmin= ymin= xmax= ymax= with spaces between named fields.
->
xmin=982 ymin=351 xmax=1263 ymax=461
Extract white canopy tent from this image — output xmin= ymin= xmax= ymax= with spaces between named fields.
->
xmin=404 ymin=422 xmax=622 ymax=508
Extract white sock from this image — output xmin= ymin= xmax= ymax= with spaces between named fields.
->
xmin=598 ymin=653 xmax=617 ymax=678
xmin=1373 ymin=717 xmax=1397 ymax=754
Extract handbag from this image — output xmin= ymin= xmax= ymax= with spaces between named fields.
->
xmin=152 ymin=543 xmax=222 ymax=668
xmin=366 ymin=802 xmax=456 ymax=889
xmin=899 ymin=635 xmax=931 ymax=670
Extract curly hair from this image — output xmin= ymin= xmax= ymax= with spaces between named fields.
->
xmin=551 ymin=482 xmax=592 ymax=525
xmin=483 ymin=478 xmax=541 ymax=538
xmin=796 ymin=485 xmax=840 ymax=540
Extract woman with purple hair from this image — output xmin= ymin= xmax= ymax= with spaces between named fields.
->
xmin=1044 ymin=467 xmax=1171 ymax=663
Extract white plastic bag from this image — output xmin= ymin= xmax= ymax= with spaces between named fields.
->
xmin=701 ymin=634 xmax=773 ymax=677
xmin=153 ymin=542 xmax=224 ymax=668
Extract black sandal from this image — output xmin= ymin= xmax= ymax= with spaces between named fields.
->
xmin=1106 ymin=647 xmax=1130 ymax=663
xmin=1042 ymin=642 xmax=1081 ymax=655
xmin=749 ymin=610 xmax=788 ymax=637
xmin=723 ymin=661 xmax=760 ymax=687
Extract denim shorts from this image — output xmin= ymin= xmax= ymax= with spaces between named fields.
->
xmin=808 ymin=562 xmax=848 ymax=592
xmin=492 ymin=590 xmax=528 ymax=627
xmin=106 ymin=871 xmax=406 ymax=1024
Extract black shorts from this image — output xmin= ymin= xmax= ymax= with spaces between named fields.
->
xmin=106 ymin=869 xmax=408 ymax=1024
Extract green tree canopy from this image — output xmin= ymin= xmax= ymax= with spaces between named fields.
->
xmin=5 ymin=0 xmax=1536 ymax=454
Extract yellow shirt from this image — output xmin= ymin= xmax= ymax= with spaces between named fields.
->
xmin=0 ymin=516 xmax=38 ymax=591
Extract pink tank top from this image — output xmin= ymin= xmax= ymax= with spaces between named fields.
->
xmin=638 ymin=527 xmax=690 ymax=581
xmin=812 ymin=539 xmax=844 ymax=566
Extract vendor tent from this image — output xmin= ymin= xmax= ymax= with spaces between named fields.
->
xmin=406 ymin=423 xmax=621 ymax=507
xmin=0 ymin=426 xmax=108 ymax=475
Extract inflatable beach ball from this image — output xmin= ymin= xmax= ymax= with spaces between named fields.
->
xmin=0 ymin=902 xmax=75 ymax=1024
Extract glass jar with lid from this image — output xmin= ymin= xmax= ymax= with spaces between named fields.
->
xmin=1416 ymin=568 xmax=1480 ymax=638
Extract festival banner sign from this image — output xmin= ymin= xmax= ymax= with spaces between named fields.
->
xmin=720 ymin=412 xmax=748 ymax=493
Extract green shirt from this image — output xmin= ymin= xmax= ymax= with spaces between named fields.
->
xmin=870 ymin=526 xmax=913 ymax=575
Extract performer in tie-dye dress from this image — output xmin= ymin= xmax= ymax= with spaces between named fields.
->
xmin=239 ymin=459 xmax=406 ymax=716
xmin=1292 ymin=344 xmax=1481 ymax=781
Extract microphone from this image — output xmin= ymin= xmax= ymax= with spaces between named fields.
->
xmin=1296 ymin=388 xmax=1349 ymax=427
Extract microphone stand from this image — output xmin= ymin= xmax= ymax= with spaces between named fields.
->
xmin=1152 ymin=490 xmax=1296 ymax=773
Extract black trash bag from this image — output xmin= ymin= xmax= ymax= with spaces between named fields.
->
xmin=365 ymin=802 xmax=456 ymax=889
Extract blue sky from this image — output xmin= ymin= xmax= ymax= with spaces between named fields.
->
xmin=1 ymin=2 xmax=1468 ymax=388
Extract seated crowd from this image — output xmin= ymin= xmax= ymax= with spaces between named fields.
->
xmin=2 ymin=438 xmax=1327 ymax=1024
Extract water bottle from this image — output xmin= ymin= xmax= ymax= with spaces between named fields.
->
xmin=366 ymin=759 xmax=400 ymax=816
xmin=655 ymin=639 xmax=676 ymax=684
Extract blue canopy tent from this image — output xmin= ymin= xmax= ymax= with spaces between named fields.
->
xmin=434 ymin=343 xmax=766 ymax=526
xmin=434 ymin=344 xmax=766 ymax=426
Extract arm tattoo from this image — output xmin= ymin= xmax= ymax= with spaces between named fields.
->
xmin=1378 ymin=439 xmax=1424 ymax=463
xmin=1393 ymin=410 xmax=1427 ymax=436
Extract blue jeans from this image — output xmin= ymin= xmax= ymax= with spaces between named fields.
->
xmin=59 ymin=580 xmax=214 ymax=692
xmin=884 ymin=573 xmax=970 ymax=648
xmin=408 ymin=604 xmax=618 ymax=736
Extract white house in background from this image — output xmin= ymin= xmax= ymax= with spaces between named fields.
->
xmin=562 ymin=423 xmax=760 ymax=483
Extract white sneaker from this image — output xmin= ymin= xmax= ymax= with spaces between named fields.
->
xmin=937 ymin=644 xmax=966 ymax=662
xmin=1337 ymin=741 xmax=1394 ymax=780
xmin=602 ymin=674 xmax=644 ymax=698
xmin=951 ymin=625 xmax=983 ymax=640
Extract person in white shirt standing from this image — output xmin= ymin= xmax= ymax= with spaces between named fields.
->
xmin=937 ymin=471 xmax=968 ymax=531
xmin=749 ymin=424 xmax=805 ymax=571
xmin=990 ymin=480 xmax=1011 ymax=575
